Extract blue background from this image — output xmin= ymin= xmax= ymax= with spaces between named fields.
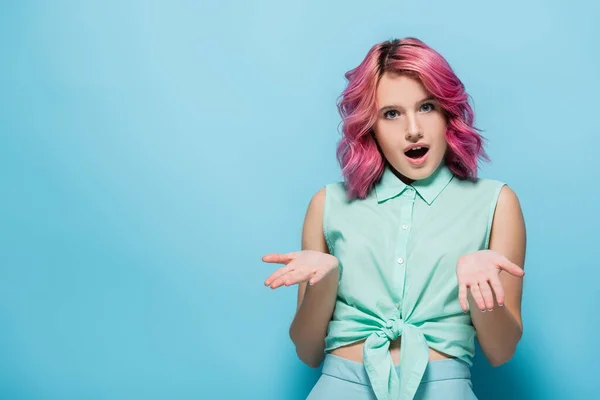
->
xmin=1 ymin=1 xmax=598 ymax=399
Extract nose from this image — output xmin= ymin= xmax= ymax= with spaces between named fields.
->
xmin=405 ymin=114 xmax=423 ymax=141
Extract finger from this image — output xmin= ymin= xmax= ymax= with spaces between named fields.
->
xmin=262 ymin=252 xmax=297 ymax=264
xmin=268 ymin=277 xmax=286 ymax=289
xmin=458 ymin=284 xmax=469 ymax=312
xmin=264 ymin=264 xmax=294 ymax=286
xmin=308 ymin=268 xmax=326 ymax=286
xmin=478 ymin=280 xmax=495 ymax=311
xmin=488 ymin=274 xmax=505 ymax=306
xmin=269 ymin=269 xmax=300 ymax=289
xmin=469 ymin=284 xmax=486 ymax=311
xmin=497 ymin=257 xmax=524 ymax=277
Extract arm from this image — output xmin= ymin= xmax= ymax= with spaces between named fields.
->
xmin=289 ymin=187 xmax=339 ymax=368
xmin=469 ymin=185 xmax=526 ymax=366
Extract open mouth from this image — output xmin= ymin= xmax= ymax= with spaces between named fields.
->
xmin=404 ymin=146 xmax=429 ymax=159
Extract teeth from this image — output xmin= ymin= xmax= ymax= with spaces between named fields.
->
xmin=413 ymin=147 xmax=421 ymax=150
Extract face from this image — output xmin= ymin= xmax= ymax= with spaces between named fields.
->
xmin=372 ymin=72 xmax=448 ymax=183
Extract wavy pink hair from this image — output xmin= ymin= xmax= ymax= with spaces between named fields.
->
xmin=336 ymin=37 xmax=489 ymax=199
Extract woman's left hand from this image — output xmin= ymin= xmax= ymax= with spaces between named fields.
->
xmin=456 ymin=250 xmax=525 ymax=312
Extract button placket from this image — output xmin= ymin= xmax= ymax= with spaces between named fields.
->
xmin=395 ymin=187 xmax=416 ymax=311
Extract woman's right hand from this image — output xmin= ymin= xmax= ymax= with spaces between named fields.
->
xmin=262 ymin=250 xmax=339 ymax=289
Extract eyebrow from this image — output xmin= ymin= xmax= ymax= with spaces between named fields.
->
xmin=379 ymin=96 xmax=436 ymax=113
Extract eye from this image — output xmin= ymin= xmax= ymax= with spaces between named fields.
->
xmin=383 ymin=110 xmax=400 ymax=119
xmin=420 ymin=102 xmax=435 ymax=112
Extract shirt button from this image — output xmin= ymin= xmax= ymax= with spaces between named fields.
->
xmin=406 ymin=188 xmax=414 ymax=194
xmin=402 ymin=224 xmax=409 ymax=230
xmin=396 ymin=302 xmax=401 ymax=308
xmin=397 ymin=257 xmax=404 ymax=264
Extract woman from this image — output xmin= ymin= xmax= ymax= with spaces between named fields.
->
xmin=263 ymin=37 xmax=526 ymax=400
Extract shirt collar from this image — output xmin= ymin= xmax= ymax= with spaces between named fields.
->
xmin=374 ymin=162 xmax=454 ymax=205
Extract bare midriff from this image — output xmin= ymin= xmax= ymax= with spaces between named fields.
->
xmin=330 ymin=337 xmax=453 ymax=365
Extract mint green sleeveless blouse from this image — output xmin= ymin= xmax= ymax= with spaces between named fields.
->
xmin=322 ymin=162 xmax=505 ymax=400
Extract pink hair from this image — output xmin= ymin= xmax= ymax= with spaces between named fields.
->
xmin=336 ymin=37 xmax=489 ymax=199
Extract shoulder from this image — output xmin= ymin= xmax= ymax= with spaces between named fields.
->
xmin=307 ymin=186 xmax=327 ymax=213
xmin=496 ymin=184 xmax=521 ymax=210
xmin=490 ymin=183 xmax=526 ymax=243
xmin=452 ymin=176 xmax=505 ymax=191
xmin=306 ymin=180 xmax=349 ymax=212
xmin=307 ymin=181 xmax=343 ymax=205
xmin=447 ymin=176 xmax=507 ymax=203
xmin=305 ymin=181 xmax=344 ymax=221
xmin=309 ymin=181 xmax=349 ymax=208
xmin=466 ymin=176 xmax=522 ymax=218
xmin=323 ymin=181 xmax=347 ymax=197
xmin=302 ymin=186 xmax=329 ymax=252
xmin=493 ymin=184 xmax=524 ymax=229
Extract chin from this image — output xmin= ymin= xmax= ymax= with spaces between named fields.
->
xmin=394 ymin=159 xmax=441 ymax=182
xmin=405 ymin=168 xmax=435 ymax=181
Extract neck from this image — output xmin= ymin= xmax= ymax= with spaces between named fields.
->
xmin=387 ymin=162 xmax=415 ymax=186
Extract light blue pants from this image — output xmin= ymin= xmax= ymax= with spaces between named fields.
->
xmin=306 ymin=354 xmax=477 ymax=400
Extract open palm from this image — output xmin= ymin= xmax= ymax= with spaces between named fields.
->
xmin=263 ymin=250 xmax=338 ymax=289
